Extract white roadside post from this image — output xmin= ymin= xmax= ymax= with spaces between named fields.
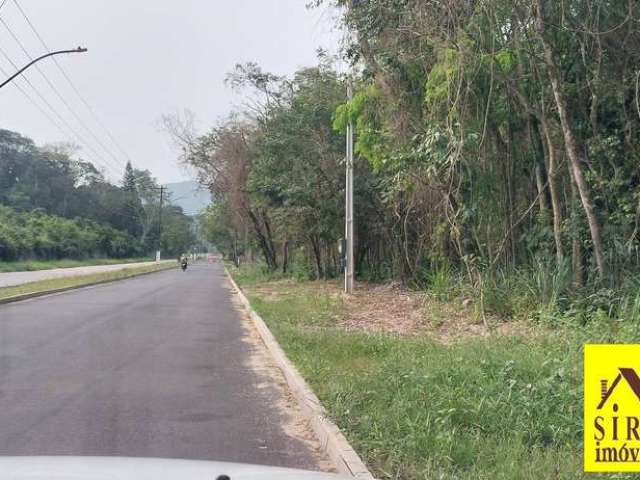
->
xmin=155 ymin=185 xmax=164 ymax=263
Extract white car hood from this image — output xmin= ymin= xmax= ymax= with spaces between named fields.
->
xmin=0 ymin=457 xmax=346 ymax=480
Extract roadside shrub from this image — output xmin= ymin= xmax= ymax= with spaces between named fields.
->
xmin=0 ymin=205 xmax=141 ymax=261
xmin=478 ymin=276 xmax=515 ymax=318
xmin=229 ymin=262 xmax=285 ymax=286
xmin=427 ymin=262 xmax=455 ymax=299
xmin=289 ymin=259 xmax=315 ymax=282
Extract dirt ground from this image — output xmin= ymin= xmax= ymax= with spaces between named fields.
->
xmin=228 ymin=279 xmax=336 ymax=472
xmin=341 ymin=282 xmax=535 ymax=342
xmin=249 ymin=279 xmax=534 ymax=342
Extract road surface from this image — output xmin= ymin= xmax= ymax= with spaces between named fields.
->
xmin=0 ymin=261 xmax=172 ymax=288
xmin=0 ymin=263 xmax=329 ymax=470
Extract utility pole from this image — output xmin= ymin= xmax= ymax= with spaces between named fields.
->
xmin=345 ymin=81 xmax=354 ymax=293
xmin=156 ymin=186 xmax=164 ymax=262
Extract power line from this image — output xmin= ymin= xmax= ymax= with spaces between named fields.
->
xmin=0 ymin=61 xmax=71 ymax=140
xmin=12 ymin=0 xmax=134 ymax=165
xmin=0 ymin=15 xmax=126 ymax=172
xmin=0 ymin=0 xmax=8 ymax=14
xmin=0 ymin=64 xmax=121 ymax=180
xmin=0 ymin=46 xmax=122 ymax=177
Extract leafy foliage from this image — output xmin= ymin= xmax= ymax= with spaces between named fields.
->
xmin=0 ymin=204 xmax=140 ymax=261
xmin=0 ymin=129 xmax=197 ymax=261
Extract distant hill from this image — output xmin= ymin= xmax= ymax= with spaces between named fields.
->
xmin=165 ymin=180 xmax=211 ymax=216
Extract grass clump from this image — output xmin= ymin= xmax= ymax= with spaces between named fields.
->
xmin=227 ymin=262 xmax=288 ymax=287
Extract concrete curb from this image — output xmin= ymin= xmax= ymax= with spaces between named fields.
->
xmin=0 ymin=262 xmax=176 ymax=305
xmin=225 ymin=268 xmax=374 ymax=480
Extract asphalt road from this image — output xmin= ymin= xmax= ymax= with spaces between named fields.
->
xmin=0 ymin=263 xmax=327 ymax=470
xmin=0 ymin=261 xmax=169 ymax=288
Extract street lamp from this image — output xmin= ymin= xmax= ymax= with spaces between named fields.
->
xmin=0 ymin=47 xmax=87 ymax=90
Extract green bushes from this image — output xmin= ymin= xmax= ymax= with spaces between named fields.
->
xmin=0 ymin=205 xmax=141 ymax=261
xmin=410 ymin=257 xmax=640 ymax=328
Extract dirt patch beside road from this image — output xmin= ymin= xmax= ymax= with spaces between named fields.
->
xmin=248 ymin=279 xmax=534 ymax=342
xmin=228 ymin=280 xmax=336 ymax=472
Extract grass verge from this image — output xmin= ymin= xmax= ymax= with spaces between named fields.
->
xmin=0 ymin=262 xmax=174 ymax=301
xmin=0 ymin=257 xmax=152 ymax=273
xmin=228 ymin=263 xmax=640 ymax=480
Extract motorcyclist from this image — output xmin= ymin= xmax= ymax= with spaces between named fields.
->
xmin=180 ymin=254 xmax=188 ymax=270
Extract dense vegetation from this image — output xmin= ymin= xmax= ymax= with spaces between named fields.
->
xmin=0 ymin=128 xmax=196 ymax=261
xmin=0 ymin=205 xmax=138 ymax=260
xmin=187 ymin=0 xmax=640 ymax=319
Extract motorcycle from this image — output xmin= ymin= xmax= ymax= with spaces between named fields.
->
xmin=181 ymin=260 xmax=188 ymax=272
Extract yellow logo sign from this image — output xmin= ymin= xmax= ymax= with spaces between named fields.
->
xmin=585 ymin=344 xmax=640 ymax=472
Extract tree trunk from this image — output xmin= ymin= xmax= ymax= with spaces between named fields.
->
xmin=506 ymin=120 xmax=517 ymax=266
xmin=535 ymin=0 xmax=605 ymax=279
xmin=493 ymin=123 xmax=516 ymax=267
xmin=528 ymin=116 xmax=550 ymax=214
xmin=247 ymin=208 xmax=278 ymax=270
xmin=568 ymin=163 xmax=584 ymax=288
xmin=310 ymin=236 xmax=323 ymax=280
xmin=534 ymin=164 xmax=548 ymax=215
xmin=539 ymin=113 xmax=564 ymax=263
xmin=282 ymin=240 xmax=289 ymax=274
xmin=233 ymin=229 xmax=240 ymax=267
xmin=261 ymin=210 xmax=278 ymax=268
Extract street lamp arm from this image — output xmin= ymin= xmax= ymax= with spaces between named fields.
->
xmin=0 ymin=47 xmax=87 ymax=90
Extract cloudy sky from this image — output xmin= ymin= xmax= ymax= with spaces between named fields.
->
xmin=0 ymin=0 xmax=343 ymax=183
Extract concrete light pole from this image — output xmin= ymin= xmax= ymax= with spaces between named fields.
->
xmin=344 ymin=81 xmax=354 ymax=293
xmin=0 ymin=47 xmax=87 ymax=90
xmin=156 ymin=186 xmax=164 ymax=262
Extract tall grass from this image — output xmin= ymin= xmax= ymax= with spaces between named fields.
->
xmin=236 ymin=257 xmax=640 ymax=328
xmin=426 ymin=262 xmax=454 ymax=299
xmin=437 ymin=257 xmax=640 ymax=327
xmin=530 ymin=257 xmax=572 ymax=309
xmin=620 ymin=291 xmax=640 ymax=323
xmin=226 ymin=262 xmax=286 ymax=286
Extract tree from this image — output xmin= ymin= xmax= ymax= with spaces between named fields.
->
xmin=317 ymin=0 xmax=640 ymax=287
xmin=168 ymin=0 xmax=640 ymax=290
xmin=121 ymin=161 xmax=144 ymax=238
xmin=0 ymin=128 xmax=174 ymax=260
xmin=160 ymin=205 xmax=197 ymax=256
xmin=249 ymin=65 xmax=347 ymax=277
xmin=532 ymin=0 xmax=606 ymax=279
xmin=173 ymin=63 xmax=352 ymax=276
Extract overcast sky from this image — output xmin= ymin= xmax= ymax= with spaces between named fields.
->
xmin=0 ymin=0 xmax=343 ymax=184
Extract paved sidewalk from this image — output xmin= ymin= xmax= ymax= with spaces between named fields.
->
xmin=0 ymin=261 xmax=172 ymax=288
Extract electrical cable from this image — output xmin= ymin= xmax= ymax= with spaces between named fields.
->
xmin=12 ymin=0 xmax=134 ymax=165
xmin=0 ymin=16 xmax=126 ymax=172
xmin=0 ymin=47 xmax=122 ymax=177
